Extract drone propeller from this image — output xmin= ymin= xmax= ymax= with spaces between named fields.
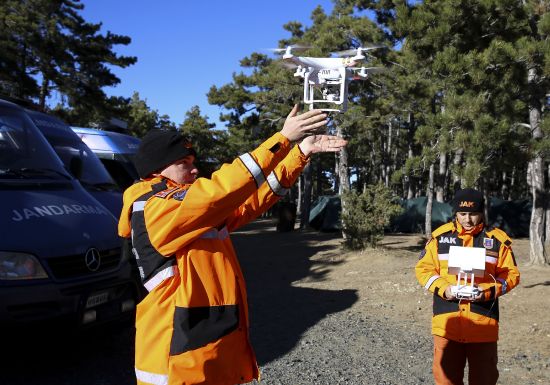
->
xmin=287 ymin=44 xmax=312 ymax=51
xmin=332 ymin=45 xmax=385 ymax=58
xmin=276 ymin=60 xmax=299 ymax=69
xmin=349 ymin=66 xmax=385 ymax=74
xmin=267 ymin=44 xmax=312 ymax=54
xmin=350 ymin=66 xmax=385 ymax=80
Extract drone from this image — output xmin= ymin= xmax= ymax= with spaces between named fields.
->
xmin=271 ymin=44 xmax=384 ymax=112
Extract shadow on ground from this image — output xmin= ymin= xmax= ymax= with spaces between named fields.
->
xmin=232 ymin=219 xmax=358 ymax=365
xmin=524 ymin=280 xmax=550 ymax=288
xmin=0 ymin=218 xmax=356 ymax=385
xmin=0 ymin=320 xmax=135 ymax=385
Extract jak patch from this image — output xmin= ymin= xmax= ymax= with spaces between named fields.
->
xmin=483 ymin=237 xmax=494 ymax=249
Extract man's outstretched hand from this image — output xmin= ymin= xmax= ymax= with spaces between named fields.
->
xmin=299 ymin=135 xmax=348 ymax=156
xmin=280 ymin=104 xmax=329 ymax=142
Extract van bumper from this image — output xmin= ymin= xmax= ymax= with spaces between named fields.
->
xmin=0 ymin=265 xmax=138 ymax=327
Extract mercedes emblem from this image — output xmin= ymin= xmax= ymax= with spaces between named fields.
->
xmin=85 ymin=248 xmax=101 ymax=272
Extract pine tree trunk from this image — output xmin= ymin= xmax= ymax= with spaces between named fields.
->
xmin=510 ymin=167 xmax=516 ymax=200
xmin=425 ymin=163 xmax=435 ymax=236
xmin=452 ymin=148 xmax=463 ymax=191
xmin=529 ymin=156 xmax=547 ymax=264
xmin=334 ymin=153 xmax=340 ymax=194
xmin=500 ymin=171 xmax=508 ymax=200
xmin=315 ymin=158 xmax=323 ymax=200
xmin=299 ymin=163 xmax=313 ymax=229
xmin=336 ymin=125 xmax=350 ymax=239
xmin=436 ymin=152 xmax=447 ymax=202
xmin=546 ymin=164 xmax=550 ymax=243
xmin=338 ymin=147 xmax=350 ymax=194
xmin=526 ymin=5 xmax=548 ymax=265
xmin=39 ymin=78 xmax=49 ymax=109
xmin=297 ymin=176 xmax=302 ymax=217
xmin=482 ymin=179 xmax=490 ymax=225
xmin=406 ymin=113 xmax=415 ymax=199
xmin=385 ymin=121 xmax=392 ymax=187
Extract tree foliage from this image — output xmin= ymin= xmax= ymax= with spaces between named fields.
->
xmin=0 ymin=0 xmax=136 ymax=116
xmin=3 ymin=1 xmax=549 ymax=260
xmin=341 ymin=183 xmax=403 ymax=249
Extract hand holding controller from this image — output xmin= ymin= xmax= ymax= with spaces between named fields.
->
xmin=450 ymin=285 xmax=480 ymax=300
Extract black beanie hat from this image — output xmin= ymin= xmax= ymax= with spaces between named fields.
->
xmin=452 ymin=188 xmax=484 ymax=213
xmin=134 ymin=130 xmax=196 ymax=179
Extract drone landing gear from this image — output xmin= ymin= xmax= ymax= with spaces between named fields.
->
xmin=450 ymin=271 xmax=480 ymax=300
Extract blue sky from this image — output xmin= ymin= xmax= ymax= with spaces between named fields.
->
xmin=80 ymin=0 xmax=335 ymax=128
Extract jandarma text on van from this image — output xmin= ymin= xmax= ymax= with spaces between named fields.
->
xmin=11 ymin=205 xmax=110 ymax=221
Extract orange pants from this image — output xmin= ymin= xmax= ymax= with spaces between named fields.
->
xmin=433 ymin=335 xmax=498 ymax=385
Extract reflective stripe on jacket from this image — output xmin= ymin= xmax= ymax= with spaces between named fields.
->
xmin=415 ymin=221 xmax=520 ymax=343
xmin=118 ymin=133 xmax=309 ymax=385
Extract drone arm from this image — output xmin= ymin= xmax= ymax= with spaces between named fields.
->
xmin=339 ymin=67 xmax=347 ymax=105
xmin=303 ymin=69 xmax=314 ymax=109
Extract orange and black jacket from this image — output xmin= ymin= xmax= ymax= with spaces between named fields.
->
xmin=119 ymin=132 xmax=309 ymax=385
xmin=415 ymin=220 xmax=520 ymax=343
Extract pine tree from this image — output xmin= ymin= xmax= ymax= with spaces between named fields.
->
xmin=0 ymin=0 xmax=136 ymax=116
xmin=178 ymin=106 xmax=228 ymax=177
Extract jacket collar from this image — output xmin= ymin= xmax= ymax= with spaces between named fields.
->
xmin=455 ymin=220 xmax=484 ymax=236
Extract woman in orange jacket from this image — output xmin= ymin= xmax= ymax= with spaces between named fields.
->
xmin=415 ymin=188 xmax=520 ymax=385
xmin=119 ymin=105 xmax=346 ymax=385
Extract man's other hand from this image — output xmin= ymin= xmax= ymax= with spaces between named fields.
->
xmin=298 ymin=135 xmax=348 ymax=156
xmin=444 ymin=286 xmax=456 ymax=301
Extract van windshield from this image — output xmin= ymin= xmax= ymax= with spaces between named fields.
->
xmin=0 ymin=105 xmax=70 ymax=180
xmin=29 ymin=114 xmax=119 ymax=191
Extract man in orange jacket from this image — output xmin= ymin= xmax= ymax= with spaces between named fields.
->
xmin=415 ymin=188 xmax=520 ymax=385
xmin=119 ymin=105 xmax=347 ymax=385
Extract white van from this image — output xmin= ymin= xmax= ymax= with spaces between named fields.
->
xmin=72 ymin=127 xmax=140 ymax=191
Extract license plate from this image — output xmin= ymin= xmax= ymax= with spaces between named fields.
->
xmin=86 ymin=291 xmax=109 ymax=308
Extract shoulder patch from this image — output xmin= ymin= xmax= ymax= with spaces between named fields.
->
xmin=153 ymin=187 xmax=179 ymax=199
xmin=483 ymin=237 xmax=494 ymax=249
xmin=172 ymin=189 xmax=188 ymax=201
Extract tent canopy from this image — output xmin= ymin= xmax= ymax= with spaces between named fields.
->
xmin=309 ymin=195 xmax=531 ymax=237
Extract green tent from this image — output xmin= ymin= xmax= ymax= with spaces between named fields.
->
xmin=309 ymin=195 xmax=531 ymax=237
xmin=390 ymin=197 xmax=531 ymax=237
xmin=390 ymin=197 xmax=453 ymax=233
xmin=309 ymin=195 xmax=342 ymax=232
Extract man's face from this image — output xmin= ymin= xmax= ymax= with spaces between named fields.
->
xmin=160 ymin=155 xmax=198 ymax=184
xmin=456 ymin=211 xmax=483 ymax=231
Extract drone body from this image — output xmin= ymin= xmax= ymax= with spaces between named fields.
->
xmin=274 ymin=45 xmax=383 ymax=112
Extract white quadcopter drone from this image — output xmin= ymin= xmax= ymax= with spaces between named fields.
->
xmin=271 ymin=44 xmax=384 ymax=112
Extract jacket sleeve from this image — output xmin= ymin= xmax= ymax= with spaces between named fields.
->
xmin=415 ymin=238 xmax=452 ymax=299
xmin=226 ymin=145 xmax=309 ymax=232
xmin=479 ymin=229 xmax=520 ymax=300
xmin=144 ymin=132 xmax=291 ymax=256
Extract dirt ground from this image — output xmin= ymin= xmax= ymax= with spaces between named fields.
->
xmin=2 ymin=218 xmax=546 ymax=385
xmin=232 ymin=219 xmax=550 ymax=384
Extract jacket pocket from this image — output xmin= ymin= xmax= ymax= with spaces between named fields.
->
xmin=170 ymin=304 xmax=239 ymax=355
